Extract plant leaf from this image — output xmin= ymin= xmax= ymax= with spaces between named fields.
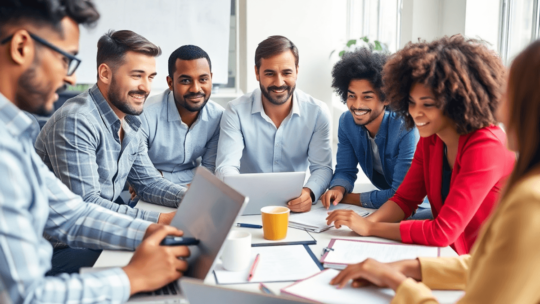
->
xmin=346 ymin=39 xmax=357 ymax=47
xmin=339 ymin=50 xmax=345 ymax=57
xmin=374 ymin=40 xmax=382 ymax=51
xmin=361 ymin=36 xmax=369 ymax=43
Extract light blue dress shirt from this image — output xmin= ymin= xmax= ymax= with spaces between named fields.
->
xmin=35 ymin=85 xmax=187 ymax=223
xmin=216 ymin=88 xmax=333 ymax=201
xmin=0 ymin=93 xmax=149 ymax=304
xmin=140 ymin=89 xmax=224 ymax=185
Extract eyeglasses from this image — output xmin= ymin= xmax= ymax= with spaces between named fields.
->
xmin=1 ymin=31 xmax=81 ymax=76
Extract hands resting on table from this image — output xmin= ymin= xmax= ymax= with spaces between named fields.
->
xmin=122 ymin=224 xmax=190 ymax=296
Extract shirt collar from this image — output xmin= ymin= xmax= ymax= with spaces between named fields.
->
xmin=0 ymin=93 xmax=35 ymax=138
xmin=166 ymin=89 xmax=209 ymax=124
xmin=89 ymin=84 xmax=141 ymax=132
xmin=251 ymin=87 xmax=301 ymax=117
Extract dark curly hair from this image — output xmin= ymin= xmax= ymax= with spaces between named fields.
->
xmin=331 ymin=48 xmax=388 ymax=103
xmin=168 ymin=45 xmax=212 ymax=78
xmin=383 ymin=34 xmax=505 ymax=134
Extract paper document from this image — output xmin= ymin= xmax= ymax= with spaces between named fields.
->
xmin=322 ymin=239 xmax=440 ymax=269
xmin=214 ymin=245 xmax=321 ymax=284
xmin=232 ymin=223 xmax=315 ymax=246
xmin=281 ymin=269 xmax=394 ymax=304
xmin=289 ymin=204 xmax=373 ymax=233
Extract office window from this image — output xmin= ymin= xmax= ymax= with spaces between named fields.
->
xmin=215 ymin=0 xmax=237 ymax=90
xmin=347 ymin=0 xmax=401 ymax=53
xmin=499 ymin=0 xmax=540 ymax=64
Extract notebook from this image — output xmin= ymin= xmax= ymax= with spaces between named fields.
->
xmin=288 ymin=204 xmax=373 ymax=233
xmin=213 ymin=244 xmax=323 ymax=284
xmin=321 ymin=238 xmax=440 ymax=270
xmin=281 ymin=269 xmax=394 ymax=304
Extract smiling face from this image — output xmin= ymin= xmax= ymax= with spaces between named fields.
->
xmin=346 ymin=79 xmax=388 ymax=127
xmin=167 ymin=57 xmax=212 ymax=113
xmin=408 ymin=82 xmax=455 ymax=137
xmin=105 ymin=51 xmax=156 ymax=116
xmin=255 ymin=50 xmax=298 ymax=106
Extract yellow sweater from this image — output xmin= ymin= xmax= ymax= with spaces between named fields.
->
xmin=392 ymin=170 xmax=540 ymax=304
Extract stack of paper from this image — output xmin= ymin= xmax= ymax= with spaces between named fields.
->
xmin=289 ymin=204 xmax=373 ymax=233
xmin=321 ymin=239 xmax=440 ymax=270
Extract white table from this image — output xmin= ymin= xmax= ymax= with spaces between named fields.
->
xmin=94 ymin=201 xmax=464 ymax=303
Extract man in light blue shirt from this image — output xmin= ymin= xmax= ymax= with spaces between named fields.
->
xmin=216 ymin=36 xmax=333 ymax=213
xmin=140 ymin=45 xmax=223 ymax=185
xmin=0 ymin=2 xmax=188 ymax=303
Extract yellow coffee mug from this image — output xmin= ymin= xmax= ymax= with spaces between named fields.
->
xmin=261 ymin=206 xmax=290 ymax=240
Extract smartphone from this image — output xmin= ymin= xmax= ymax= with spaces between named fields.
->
xmin=160 ymin=236 xmax=200 ymax=246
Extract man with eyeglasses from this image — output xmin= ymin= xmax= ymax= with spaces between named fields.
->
xmin=0 ymin=1 xmax=190 ymax=303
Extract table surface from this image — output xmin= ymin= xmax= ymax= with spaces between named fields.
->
xmin=94 ymin=200 xmax=465 ymax=303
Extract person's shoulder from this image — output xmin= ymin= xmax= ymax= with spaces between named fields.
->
xmin=48 ymin=90 xmax=97 ymax=124
xmin=225 ymin=90 xmax=255 ymax=114
xmin=504 ymin=169 xmax=540 ymax=214
xmin=205 ymin=99 xmax=225 ymax=115
xmin=464 ymin=125 xmax=508 ymax=149
xmin=144 ymin=90 xmax=168 ymax=112
xmin=296 ymin=89 xmax=328 ymax=109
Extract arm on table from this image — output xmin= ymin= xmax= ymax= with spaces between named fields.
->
xmin=201 ymin=123 xmax=220 ymax=173
xmin=35 ymin=114 xmax=160 ymax=222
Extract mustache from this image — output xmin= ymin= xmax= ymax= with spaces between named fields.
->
xmin=267 ymin=85 xmax=290 ymax=92
xmin=128 ymin=90 xmax=149 ymax=97
xmin=183 ymin=92 xmax=206 ymax=99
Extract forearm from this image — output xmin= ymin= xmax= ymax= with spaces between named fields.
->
xmin=360 ymin=188 xmax=397 ymax=209
xmin=367 ymin=222 xmax=402 ymax=241
xmin=135 ymin=179 xmax=186 ymax=208
xmin=367 ymin=200 xmax=406 ymax=222
xmin=85 ymin=194 xmax=160 ymax=223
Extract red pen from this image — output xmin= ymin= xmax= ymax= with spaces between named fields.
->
xmin=247 ymin=253 xmax=261 ymax=282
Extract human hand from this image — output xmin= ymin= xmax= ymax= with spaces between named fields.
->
xmin=287 ymin=187 xmax=314 ymax=213
xmin=325 ymin=209 xmax=372 ymax=235
xmin=330 ymin=258 xmax=407 ymax=291
xmin=129 ymin=185 xmax=137 ymax=200
xmin=157 ymin=211 xmax=176 ymax=225
xmin=123 ymin=225 xmax=190 ymax=295
xmin=321 ymin=186 xmax=345 ymax=209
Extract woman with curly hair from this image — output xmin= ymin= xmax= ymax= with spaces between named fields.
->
xmin=330 ymin=38 xmax=540 ymax=304
xmin=326 ymin=35 xmax=515 ymax=255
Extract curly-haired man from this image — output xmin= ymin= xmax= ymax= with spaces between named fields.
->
xmin=321 ymin=48 xmax=431 ymax=219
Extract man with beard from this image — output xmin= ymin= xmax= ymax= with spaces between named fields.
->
xmin=35 ymin=30 xmax=187 ymax=273
xmin=216 ymin=35 xmax=333 ymax=213
xmin=0 ymin=1 xmax=189 ymax=303
xmin=139 ymin=45 xmax=223 ymax=186
xmin=320 ymin=48 xmax=431 ymax=219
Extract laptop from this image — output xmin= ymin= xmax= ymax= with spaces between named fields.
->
xmin=223 ymin=172 xmax=306 ymax=215
xmin=128 ymin=167 xmax=248 ymax=303
xmin=180 ymin=278 xmax=316 ymax=304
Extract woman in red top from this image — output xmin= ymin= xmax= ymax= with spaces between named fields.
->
xmin=326 ymin=35 xmax=515 ymax=255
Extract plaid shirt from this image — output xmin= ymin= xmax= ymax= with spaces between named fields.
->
xmin=36 ymin=85 xmax=187 ymax=223
xmin=0 ymin=93 xmax=150 ymax=303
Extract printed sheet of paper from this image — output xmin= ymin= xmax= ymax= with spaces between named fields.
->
xmin=214 ymin=245 xmax=321 ymax=284
xmin=323 ymin=239 xmax=439 ymax=267
xmin=289 ymin=204 xmax=373 ymax=232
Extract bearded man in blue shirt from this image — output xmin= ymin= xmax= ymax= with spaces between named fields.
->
xmin=320 ymin=48 xmax=431 ymax=220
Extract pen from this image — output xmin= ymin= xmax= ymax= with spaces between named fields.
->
xmin=247 ymin=253 xmax=261 ymax=282
xmin=236 ymin=223 xmax=263 ymax=229
xmin=259 ymin=283 xmax=275 ymax=295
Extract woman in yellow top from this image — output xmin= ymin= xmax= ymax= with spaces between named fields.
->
xmin=330 ymin=39 xmax=540 ymax=303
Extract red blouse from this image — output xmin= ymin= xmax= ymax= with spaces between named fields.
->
xmin=391 ymin=126 xmax=515 ymax=255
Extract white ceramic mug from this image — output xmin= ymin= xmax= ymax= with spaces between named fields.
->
xmin=221 ymin=231 xmax=252 ymax=271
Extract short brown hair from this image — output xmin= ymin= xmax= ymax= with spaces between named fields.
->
xmin=383 ymin=34 xmax=505 ymax=134
xmin=255 ymin=35 xmax=299 ymax=69
xmin=97 ymin=30 xmax=161 ymax=69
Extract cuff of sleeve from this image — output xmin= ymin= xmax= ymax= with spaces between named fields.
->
xmin=360 ymin=191 xmax=374 ymax=208
xmin=418 ymin=256 xmax=469 ymax=290
xmin=328 ymin=177 xmax=354 ymax=194
xmin=391 ymin=278 xmax=435 ymax=304
xmin=399 ymin=220 xmax=415 ymax=244
xmin=129 ymin=219 xmax=152 ymax=249
xmin=96 ymin=267 xmax=132 ymax=303
xmin=145 ymin=211 xmax=160 ymax=223
xmin=304 ymin=181 xmax=323 ymax=203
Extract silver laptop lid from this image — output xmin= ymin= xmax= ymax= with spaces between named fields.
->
xmin=180 ymin=278 xmax=315 ymax=304
xmin=223 ymin=172 xmax=305 ymax=215
xmin=170 ymin=167 xmax=248 ymax=280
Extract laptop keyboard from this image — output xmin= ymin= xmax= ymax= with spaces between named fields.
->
xmin=135 ymin=281 xmax=179 ymax=296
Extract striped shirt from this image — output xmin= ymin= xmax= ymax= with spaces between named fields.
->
xmin=35 ymin=85 xmax=187 ymax=223
xmin=0 ymin=92 xmax=149 ymax=303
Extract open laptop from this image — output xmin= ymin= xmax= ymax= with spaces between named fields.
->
xmin=223 ymin=172 xmax=306 ymax=215
xmin=128 ymin=167 xmax=248 ymax=303
xmin=180 ymin=278 xmax=316 ymax=304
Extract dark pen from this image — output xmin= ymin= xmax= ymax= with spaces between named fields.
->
xmin=236 ymin=223 xmax=263 ymax=229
